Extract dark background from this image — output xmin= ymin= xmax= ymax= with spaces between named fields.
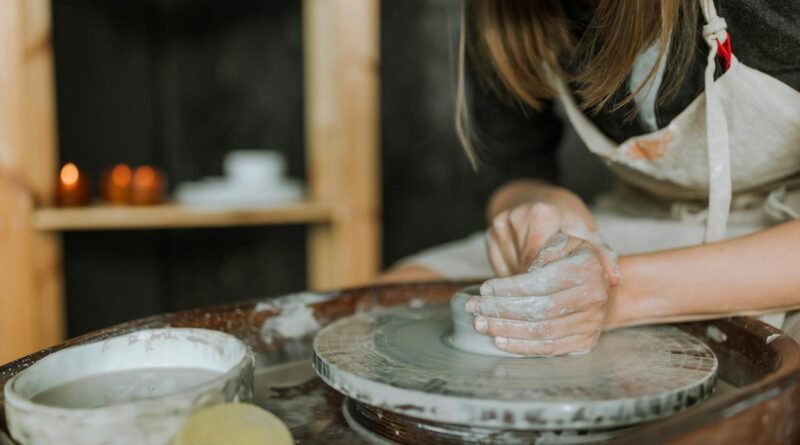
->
xmin=53 ymin=0 xmax=611 ymax=336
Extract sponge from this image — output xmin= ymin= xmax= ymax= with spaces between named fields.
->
xmin=172 ymin=403 xmax=293 ymax=445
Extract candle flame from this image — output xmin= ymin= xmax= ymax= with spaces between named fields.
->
xmin=134 ymin=166 xmax=156 ymax=186
xmin=111 ymin=164 xmax=132 ymax=186
xmin=60 ymin=163 xmax=79 ymax=186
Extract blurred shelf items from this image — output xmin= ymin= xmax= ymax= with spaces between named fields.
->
xmin=0 ymin=0 xmax=380 ymax=363
xmin=175 ymin=151 xmax=304 ymax=209
xmin=43 ymin=151 xmax=306 ymax=230
xmin=63 ymin=162 xmax=167 ymax=207
xmin=55 ymin=163 xmax=90 ymax=207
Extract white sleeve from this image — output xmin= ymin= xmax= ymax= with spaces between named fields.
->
xmin=393 ymin=231 xmax=493 ymax=280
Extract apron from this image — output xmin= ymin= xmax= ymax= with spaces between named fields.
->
xmin=554 ymin=0 xmax=800 ymax=330
xmin=399 ymin=0 xmax=800 ymax=335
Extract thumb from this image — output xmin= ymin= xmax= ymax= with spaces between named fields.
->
xmin=528 ymin=233 xmax=622 ymax=287
xmin=527 ymin=233 xmax=584 ymax=271
xmin=595 ymin=244 xmax=622 ymax=287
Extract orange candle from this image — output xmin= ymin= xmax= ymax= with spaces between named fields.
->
xmin=130 ymin=166 xmax=165 ymax=205
xmin=56 ymin=163 xmax=90 ymax=206
xmin=101 ymin=164 xmax=132 ymax=205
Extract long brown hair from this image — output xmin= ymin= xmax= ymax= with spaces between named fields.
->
xmin=457 ymin=0 xmax=699 ymax=167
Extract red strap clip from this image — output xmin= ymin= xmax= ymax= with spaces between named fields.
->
xmin=716 ymin=35 xmax=732 ymax=71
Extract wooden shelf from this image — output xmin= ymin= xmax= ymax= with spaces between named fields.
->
xmin=33 ymin=201 xmax=332 ymax=231
xmin=1 ymin=0 xmax=379 ymax=361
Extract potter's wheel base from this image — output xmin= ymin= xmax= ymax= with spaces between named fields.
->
xmin=342 ymin=398 xmax=628 ymax=445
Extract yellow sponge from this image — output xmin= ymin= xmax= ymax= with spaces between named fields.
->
xmin=172 ymin=403 xmax=293 ymax=445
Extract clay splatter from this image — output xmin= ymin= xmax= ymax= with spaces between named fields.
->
xmin=766 ymin=333 xmax=781 ymax=344
xmin=255 ymin=291 xmax=339 ymax=312
xmin=626 ymin=130 xmax=673 ymax=161
xmin=705 ymin=325 xmax=727 ymax=343
xmin=261 ymin=304 xmax=321 ymax=341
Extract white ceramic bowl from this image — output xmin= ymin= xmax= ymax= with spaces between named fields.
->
xmin=4 ymin=328 xmax=254 ymax=445
xmin=223 ymin=150 xmax=286 ymax=186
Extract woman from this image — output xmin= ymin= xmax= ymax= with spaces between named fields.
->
xmin=382 ymin=0 xmax=800 ymax=356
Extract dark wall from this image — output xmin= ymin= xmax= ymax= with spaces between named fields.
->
xmin=381 ymin=1 xmax=490 ymax=264
xmin=53 ymin=0 xmax=612 ymax=336
xmin=52 ymin=0 xmax=305 ymax=187
xmin=53 ymin=0 xmax=308 ymax=336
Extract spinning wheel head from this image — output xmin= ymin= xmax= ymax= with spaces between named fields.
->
xmin=313 ymin=298 xmax=717 ymax=431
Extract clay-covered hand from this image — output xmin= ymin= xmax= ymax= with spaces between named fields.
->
xmin=487 ymin=200 xmax=611 ymax=278
xmin=468 ymin=234 xmax=620 ymax=356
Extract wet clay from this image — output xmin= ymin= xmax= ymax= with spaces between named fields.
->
xmin=31 ymin=367 xmax=221 ymax=409
xmin=449 ymin=286 xmax=518 ymax=357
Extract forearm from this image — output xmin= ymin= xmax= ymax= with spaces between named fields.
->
xmin=487 ymin=180 xmax=594 ymax=229
xmin=609 ymin=220 xmax=800 ymax=329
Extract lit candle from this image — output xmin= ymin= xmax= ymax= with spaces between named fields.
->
xmin=101 ymin=164 xmax=132 ymax=205
xmin=56 ymin=162 xmax=90 ymax=206
xmin=130 ymin=166 xmax=165 ymax=205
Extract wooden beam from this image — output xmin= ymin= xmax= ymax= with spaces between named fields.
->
xmin=22 ymin=0 xmax=64 ymax=353
xmin=304 ymin=0 xmax=381 ymax=290
xmin=0 ymin=0 xmax=63 ymax=362
xmin=20 ymin=0 xmax=58 ymax=205
xmin=0 ymin=185 xmax=38 ymax=364
xmin=0 ymin=0 xmax=41 ymax=363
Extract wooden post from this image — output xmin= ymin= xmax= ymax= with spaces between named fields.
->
xmin=22 ymin=0 xmax=64 ymax=356
xmin=303 ymin=0 xmax=381 ymax=289
xmin=0 ymin=0 xmax=63 ymax=363
xmin=0 ymin=0 xmax=39 ymax=363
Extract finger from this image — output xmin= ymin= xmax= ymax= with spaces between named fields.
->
xmin=489 ymin=213 xmax=520 ymax=274
xmin=580 ymin=233 xmax=622 ymax=287
xmin=510 ymin=204 xmax=561 ymax=268
xmin=487 ymin=235 xmax=512 ymax=277
xmin=507 ymin=207 xmax=531 ymax=274
xmin=481 ymin=250 xmax=600 ymax=297
xmin=472 ymin=285 xmax=607 ymax=321
xmin=493 ymin=333 xmax=599 ymax=357
xmin=528 ymin=233 xmax=585 ymax=270
xmin=473 ymin=311 xmax=603 ymax=340
xmin=596 ymin=245 xmax=622 ymax=287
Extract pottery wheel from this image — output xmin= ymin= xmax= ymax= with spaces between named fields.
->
xmin=313 ymin=303 xmax=718 ymax=431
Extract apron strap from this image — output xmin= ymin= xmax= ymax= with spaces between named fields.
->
xmin=700 ymin=0 xmax=733 ymax=242
xmin=766 ymin=187 xmax=800 ymax=220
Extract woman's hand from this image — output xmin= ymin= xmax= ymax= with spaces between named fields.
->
xmin=486 ymin=184 xmax=615 ymax=279
xmin=468 ymin=234 xmax=619 ymax=356
xmin=488 ymin=201 xmax=562 ymax=277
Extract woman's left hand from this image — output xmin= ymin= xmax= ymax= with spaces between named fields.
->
xmin=467 ymin=234 xmax=619 ymax=356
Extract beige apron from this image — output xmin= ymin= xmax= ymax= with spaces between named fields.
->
xmin=555 ymin=0 xmax=800 ymax=329
xmin=399 ymin=0 xmax=800 ymax=335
